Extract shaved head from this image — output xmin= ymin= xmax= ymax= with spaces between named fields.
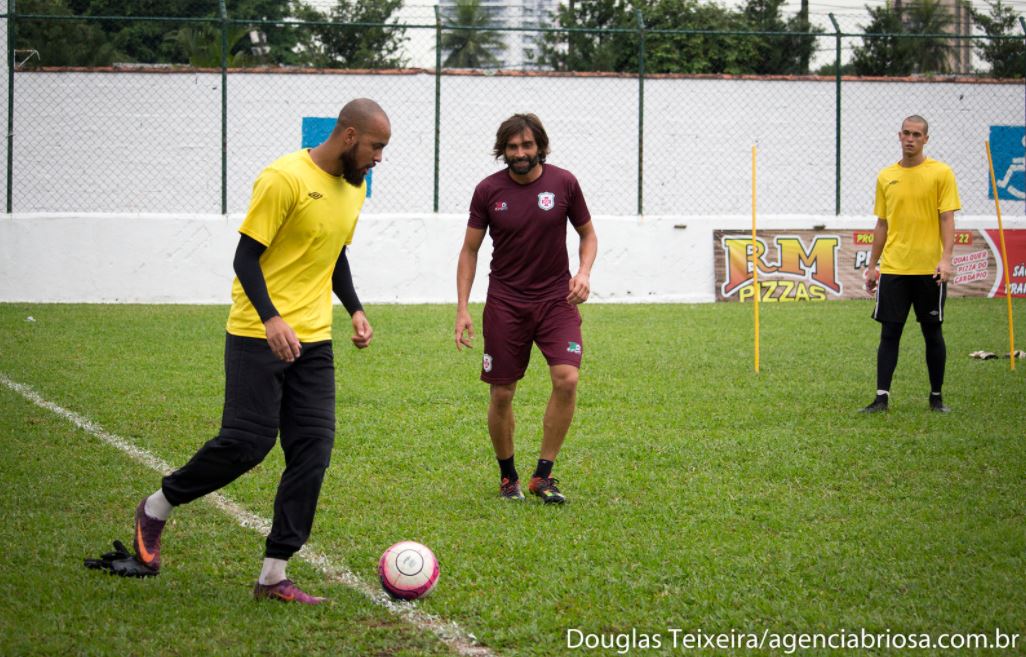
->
xmin=337 ymin=98 xmax=389 ymax=133
xmin=903 ymin=114 xmax=928 ymax=134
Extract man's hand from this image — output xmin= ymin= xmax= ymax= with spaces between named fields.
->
xmin=264 ymin=315 xmax=301 ymax=363
xmin=865 ymin=266 xmax=880 ymax=294
xmin=455 ymin=309 xmax=474 ymax=351
xmin=351 ymin=310 xmax=373 ymax=349
xmin=567 ymin=272 xmax=591 ymax=305
xmin=934 ymin=257 xmax=953 ymax=285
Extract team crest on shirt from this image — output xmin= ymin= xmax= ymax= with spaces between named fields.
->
xmin=483 ymin=353 xmax=493 ymax=372
xmin=537 ymin=192 xmax=555 ymax=211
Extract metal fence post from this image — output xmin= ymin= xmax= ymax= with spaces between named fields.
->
xmin=6 ymin=0 xmax=15 ymax=213
xmin=829 ymin=13 xmax=841 ymax=216
xmin=434 ymin=5 xmax=441 ymax=214
xmin=219 ymin=0 xmax=228 ymax=215
xmin=636 ymin=9 xmax=645 ymax=216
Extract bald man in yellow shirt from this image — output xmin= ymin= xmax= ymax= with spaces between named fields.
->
xmin=127 ymin=99 xmax=390 ymax=603
xmin=862 ymin=115 xmax=961 ymax=414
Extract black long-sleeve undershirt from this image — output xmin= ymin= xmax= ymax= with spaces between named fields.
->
xmin=331 ymin=245 xmax=364 ymax=316
xmin=233 ymin=235 xmax=278 ymax=322
xmin=233 ymin=235 xmax=363 ymax=322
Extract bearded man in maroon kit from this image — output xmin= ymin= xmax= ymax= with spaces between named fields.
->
xmin=454 ymin=113 xmax=598 ymax=504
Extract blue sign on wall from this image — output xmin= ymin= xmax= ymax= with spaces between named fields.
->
xmin=988 ymin=125 xmax=1024 ymax=201
xmin=301 ymin=116 xmax=372 ymax=197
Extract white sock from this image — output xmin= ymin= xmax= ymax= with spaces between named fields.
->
xmin=144 ymin=489 xmax=172 ymax=521
xmin=876 ymin=390 xmax=890 ymax=397
xmin=258 ymin=558 xmax=287 ymax=585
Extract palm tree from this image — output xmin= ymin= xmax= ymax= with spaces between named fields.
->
xmin=441 ymin=0 xmax=506 ymax=69
xmin=903 ymin=0 xmax=954 ymax=73
xmin=165 ymin=24 xmax=264 ymax=68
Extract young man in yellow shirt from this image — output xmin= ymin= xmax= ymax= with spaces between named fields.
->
xmin=128 ymin=99 xmax=390 ymax=603
xmin=863 ymin=115 xmax=961 ymax=414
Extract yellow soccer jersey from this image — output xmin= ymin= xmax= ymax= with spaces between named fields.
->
xmin=227 ymin=149 xmax=366 ymax=342
xmin=874 ymin=157 xmax=960 ymax=275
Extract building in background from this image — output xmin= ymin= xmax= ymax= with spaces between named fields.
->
xmin=401 ymin=0 xmax=560 ymax=69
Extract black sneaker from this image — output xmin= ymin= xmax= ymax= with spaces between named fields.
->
xmin=528 ymin=476 xmax=565 ymax=504
xmin=859 ymin=395 xmax=889 ymax=413
xmin=929 ymin=395 xmax=951 ymax=413
xmin=500 ymin=477 xmax=525 ymax=501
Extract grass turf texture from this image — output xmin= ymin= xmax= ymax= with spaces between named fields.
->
xmin=0 ymin=299 xmax=1023 ymax=656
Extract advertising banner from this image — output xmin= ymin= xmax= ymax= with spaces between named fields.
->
xmin=713 ymin=229 xmax=1026 ymax=302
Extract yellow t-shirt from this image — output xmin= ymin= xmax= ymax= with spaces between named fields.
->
xmin=226 ymin=149 xmax=366 ymax=342
xmin=873 ymin=157 xmax=960 ymax=275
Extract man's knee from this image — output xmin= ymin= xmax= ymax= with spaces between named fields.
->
xmin=219 ymin=421 xmax=278 ymax=465
xmin=551 ymin=366 xmax=579 ymax=397
xmin=489 ymin=383 xmax=517 ymax=409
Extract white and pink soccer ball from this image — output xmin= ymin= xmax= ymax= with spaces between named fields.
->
xmin=378 ymin=541 xmax=439 ymax=600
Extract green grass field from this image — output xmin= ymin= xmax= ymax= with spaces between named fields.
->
xmin=1 ymin=299 xmax=1024 ymax=656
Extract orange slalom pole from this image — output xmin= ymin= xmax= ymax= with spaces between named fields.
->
xmin=752 ymin=145 xmax=760 ymax=373
xmin=985 ymin=141 xmax=1016 ymax=371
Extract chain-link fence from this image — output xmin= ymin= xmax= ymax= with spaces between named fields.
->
xmin=2 ymin=8 xmax=1024 ymax=217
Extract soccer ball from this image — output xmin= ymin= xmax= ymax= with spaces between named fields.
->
xmin=378 ymin=541 xmax=439 ymax=600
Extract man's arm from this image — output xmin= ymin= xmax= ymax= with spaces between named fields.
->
xmin=865 ymin=218 xmax=888 ymax=293
xmin=332 ymin=246 xmax=372 ymax=349
xmin=233 ymin=234 xmax=301 ymax=363
xmin=936 ymin=210 xmax=955 ymax=284
xmin=567 ymin=220 xmax=597 ymax=305
xmin=455 ymin=227 xmax=487 ymax=351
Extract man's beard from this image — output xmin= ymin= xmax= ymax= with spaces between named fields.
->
xmin=504 ymin=153 xmax=540 ymax=176
xmin=341 ymin=146 xmax=366 ymax=186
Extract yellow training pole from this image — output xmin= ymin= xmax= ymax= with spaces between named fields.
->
xmin=752 ymin=145 xmax=760 ymax=373
xmin=985 ymin=141 xmax=1016 ymax=371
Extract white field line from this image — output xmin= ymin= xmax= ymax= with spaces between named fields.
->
xmin=0 ymin=372 xmax=494 ymax=657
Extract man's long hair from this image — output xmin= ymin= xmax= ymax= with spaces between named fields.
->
xmin=493 ymin=113 xmax=550 ymax=162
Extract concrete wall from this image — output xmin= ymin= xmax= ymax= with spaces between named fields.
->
xmin=4 ymin=69 xmax=1023 ymax=304
xmin=2 ymin=212 xmax=1021 ymax=304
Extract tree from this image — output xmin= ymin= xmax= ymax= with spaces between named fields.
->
xmin=164 ymin=24 xmax=268 ymax=68
xmin=642 ymin=0 xmax=760 ymax=74
xmin=852 ymin=4 xmax=916 ymax=75
xmin=969 ymin=0 xmax=1025 ymax=78
xmin=532 ymin=0 xmax=634 ymax=72
xmin=740 ymin=0 xmax=822 ymax=74
xmin=532 ymin=0 xmax=818 ymax=75
xmin=903 ymin=0 xmax=953 ymax=73
xmin=441 ymin=0 xmax=506 ymax=69
xmin=14 ymin=0 xmax=120 ymax=66
xmin=68 ymin=0 xmax=214 ymax=64
xmin=852 ymin=0 xmax=954 ymax=76
xmin=304 ymin=0 xmax=408 ymax=69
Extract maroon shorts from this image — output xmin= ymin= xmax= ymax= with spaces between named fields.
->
xmin=480 ymin=295 xmax=583 ymax=384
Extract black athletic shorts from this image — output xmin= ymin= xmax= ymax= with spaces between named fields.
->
xmin=872 ymin=273 xmax=946 ymax=324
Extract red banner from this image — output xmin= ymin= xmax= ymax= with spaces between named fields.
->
xmin=714 ymin=229 xmax=1026 ymax=302
xmin=983 ymin=229 xmax=1026 ymax=298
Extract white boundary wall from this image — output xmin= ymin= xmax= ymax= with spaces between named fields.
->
xmin=2 ymin=212 xmax=1022 ymax=304
xmin=7 ymin=70 xmax=1025 ymax=216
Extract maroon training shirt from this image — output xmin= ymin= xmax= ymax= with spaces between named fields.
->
xmin=468 ymin=164 xmax=592 ymax=302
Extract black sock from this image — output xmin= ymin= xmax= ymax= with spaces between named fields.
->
xmin=498 ymin=455 xmax=517 ymax=482
xmin=533 ymin=459 xmax=554 ymax=480
xmin=921 ymin=322 xmax=946 ymax=394
xmin=877 ymin=321 xmax=904 ymax=391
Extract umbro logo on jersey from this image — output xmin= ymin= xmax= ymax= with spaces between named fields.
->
xmin=308 ymin=191 xmax=324 ymax=199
